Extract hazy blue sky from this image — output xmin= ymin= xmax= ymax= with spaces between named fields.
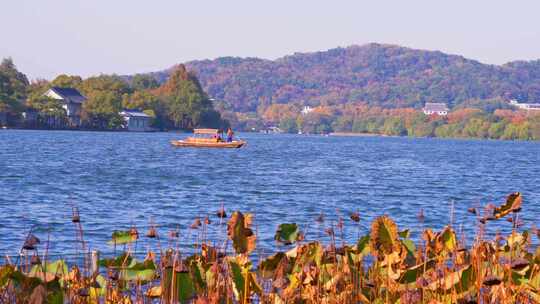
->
xmin=1 ymin=0 xmax=539 ymax=80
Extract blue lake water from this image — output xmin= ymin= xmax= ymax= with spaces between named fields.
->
xmin=0 ymin=130 xmax=539 ymax=260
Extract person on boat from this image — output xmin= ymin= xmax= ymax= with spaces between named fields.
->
xmin=226 ymin=128 xmax=234 ymax=142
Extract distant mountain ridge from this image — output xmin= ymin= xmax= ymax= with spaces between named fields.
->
xmin=144 ymin=43 xmax=540 ymax=112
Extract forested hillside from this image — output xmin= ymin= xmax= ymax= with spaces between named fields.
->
xmin=148 ymin=44 xmax=540 ymax=112
xmin=3 ymin=44 xmax=540 ymax=139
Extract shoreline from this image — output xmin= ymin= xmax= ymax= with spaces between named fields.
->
xmin=329 ymin=132 xmax=393 ymax=137
xmin=2 ymin=128 xmax=539 ymax=142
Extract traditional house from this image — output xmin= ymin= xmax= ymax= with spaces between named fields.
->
xmin=43 ymin=87 xmax=86 ymax=126
xmin=509 ymin=99 xmax=540 ymax=111
xmin=423 ymin=103 xmax=449 ymax=116
xmin=119 ymin=109 xmax=152 ymax=132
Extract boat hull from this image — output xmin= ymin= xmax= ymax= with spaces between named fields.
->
xmin=170 ymin=140 xmax=246 ymax=149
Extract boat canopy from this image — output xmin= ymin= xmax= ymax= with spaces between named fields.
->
xmin=193 ymin=128 xmax=220 ymax=134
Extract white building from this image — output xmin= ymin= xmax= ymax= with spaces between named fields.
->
xmin=423 ymin=103 xmax=449 ymax=116
xmin=44 ymin=87 xmax=87 ymax=126
xmin=119 ymin=109 xmax=152 ymax=132
xmin=301 ymin=106 xmax=314 ymax=115
xmin=509 ymin=99 xmax=540 ymax=111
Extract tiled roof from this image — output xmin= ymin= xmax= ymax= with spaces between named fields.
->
xmin=50 ymin=87 xmax=86 ymax=103
xmin=423 ymin=103 xmax=448 ymax=112
xmin=119 ymin=110 xmax=151 ymax=118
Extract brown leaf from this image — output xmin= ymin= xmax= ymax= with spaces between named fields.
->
xmin=191 ymin=218 xmax=201 ymax=229
xmin=493 ymin=192 xmax=522 ymax=219
xmin=227 ymin=211 xmax=256 ymax=254
xmin=28 ymin=284 xmax=47 ymax=304
xmin=369 ymin=215 xmax=401 ymax=259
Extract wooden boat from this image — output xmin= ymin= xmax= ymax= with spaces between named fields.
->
xmin=170 ymin=128 xmax=246 ymax=148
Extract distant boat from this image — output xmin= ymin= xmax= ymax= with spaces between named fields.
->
xmin=170 ymin=128 xmax=246 ymax=149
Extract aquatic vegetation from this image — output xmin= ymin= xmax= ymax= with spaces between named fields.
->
xmin=1 ymin=192 xmax=539 ymax=303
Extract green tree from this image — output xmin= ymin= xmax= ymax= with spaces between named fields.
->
xmin=410 ymin=121 xmax=436 ymax=137
xmin=407 ymin=112 xmax=428 ymax=136
xmin=530 ymin=117 xmax=540 ymax=140
xmin=154 ymin=65 xmax=226 ymax=129
xmin=463 ymin=118 xmax=489 ymax=138
xmin=279 ymin=117 xmax=298 ymax=133
xmin=0 ymin=73 xmax=16 ymax=113
xmin=28 ymin=96 xmax=68 ymax=128
xmin=315 ymin=122 xmax=332 ymax=134
xmin=131 ymin=74 xmax=159 ymax=91
xmin=51 ymin=74 xmax=83 ymax=88
xmin=332 ymin=116 xmax=353 ymax=132
xmin=80 ymin=75 xmax=131 ymax=96
xmin=297 ymin=112 xmax=333 ymax=134
xmin=352 ymin=118 xmax=368 ymax=133
xmin=516 ymin=123 xmax=530 ymax=140
xmin=79 ymin=75 xmax=131 ymax=129
xmin=434 ymin=124 xmax=455 ymax=138
xmin=487 ymin=121 xmax=507 ymax=139
xmin=122 ymin=91 xmax=158 ymax=110
xmin=502 ymin=124 xmax=520 ymax=140
xmin=82 ymin=91 xmax=124 ymax=129
xmin=0 ymin=58 xmax=29 ymax=118
xmin=382 ymin=117 xmax=406 ymax=136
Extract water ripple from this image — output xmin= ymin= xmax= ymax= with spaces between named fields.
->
xmin=0 ymin=130 xmax=539 ymax=258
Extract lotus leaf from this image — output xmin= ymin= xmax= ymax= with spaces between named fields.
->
xmin=275 ymin=223 xmax=300 ymax=245
xmin=357 ymin=235 xmax=371 ymax=256
xmin=427 ymin=264 xmax=474 ymax=292
xmin=493 ymin=192 xmax=522 ymax=219
xmin=370 ymin=216 xmax=400 ymax=259
xmin=28 ymin=260 xmax=68 ymax=284
xmin=108 ymin=230 xmax=138 ymax=245
xmin=99 ymin=253 xmax=133 ymax=268
xmin=229 ymin=258 xmax=261 ymax=302
xmin=259 ymin=252 xmax=286 ymax=279
xmin=162 ymin=267 xmax=195 ymax=303
xmin=227 ymin=211 xmax=256 ymax=254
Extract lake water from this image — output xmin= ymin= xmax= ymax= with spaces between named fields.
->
xmin=0 ymin=130 xmax=539 ymax=260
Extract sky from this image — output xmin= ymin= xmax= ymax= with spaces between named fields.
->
xmin=1 ymin=0 xmax=539 ymax=80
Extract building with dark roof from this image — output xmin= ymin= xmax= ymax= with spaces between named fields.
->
xmin=44 ymin=87 xmax=87 ymax=126
xmin=119 ymin=109 xmax=152 ymax=132
xmin=423 ymin=103 xmax=449 ymax=116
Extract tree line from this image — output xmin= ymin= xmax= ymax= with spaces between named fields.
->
xmin=0 ymin=58 xmax=228 ymax=130
xmin=3 ymin=56 xmax=540 ymax=140
xmin=259 ymin=101 xmax=540 ymax=140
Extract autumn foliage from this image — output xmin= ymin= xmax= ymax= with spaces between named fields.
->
xmin=2 ymin=193 xmax=539 ymax=303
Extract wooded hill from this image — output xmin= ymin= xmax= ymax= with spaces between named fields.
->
xmin=147 ymin=43 xmax=540 ymax=112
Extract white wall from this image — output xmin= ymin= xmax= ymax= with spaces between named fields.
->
xmin=126 ymin=117 xmax=150 ymax=131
